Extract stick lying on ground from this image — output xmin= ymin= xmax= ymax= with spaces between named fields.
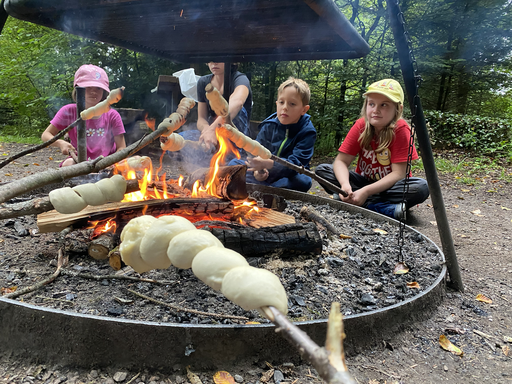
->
xmin=0 ymin=97 xmax=196 ymax=205
xmin=217 ymin=124 xmax=348 ymax=197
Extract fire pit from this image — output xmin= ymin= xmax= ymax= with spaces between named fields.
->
xmin=0 ymin=182 xmax=446 ymax=371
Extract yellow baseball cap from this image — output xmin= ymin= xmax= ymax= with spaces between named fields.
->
xmin=363 ymin=79 xmax=404 ymax=104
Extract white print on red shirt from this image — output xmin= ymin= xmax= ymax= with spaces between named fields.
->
xmin=358 ymin=147 xmax=392 ymax=181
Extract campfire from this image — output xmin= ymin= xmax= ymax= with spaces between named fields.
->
xmin=37 ymin=128 xmax=321 ymax=270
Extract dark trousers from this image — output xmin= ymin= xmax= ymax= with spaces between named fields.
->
xmin=315 ymin=163 xmax=429 ymax=209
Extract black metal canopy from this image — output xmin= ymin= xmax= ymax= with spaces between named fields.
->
xmin=3 ymin=0 xmax=369 ymax=62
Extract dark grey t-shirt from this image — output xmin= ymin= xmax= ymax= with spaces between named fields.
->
xmin=196 ymin=71 xmax=252 ymax=126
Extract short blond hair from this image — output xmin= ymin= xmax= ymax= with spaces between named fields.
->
xmin=278 ymin=77 xmax=310 ymax=106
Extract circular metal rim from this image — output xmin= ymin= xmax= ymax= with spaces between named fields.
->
xmin=0 ymin=186 xmax=446 ymax=371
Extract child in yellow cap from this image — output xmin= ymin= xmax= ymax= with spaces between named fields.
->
xmin=315 ymin=79 xmax=429 ymax=220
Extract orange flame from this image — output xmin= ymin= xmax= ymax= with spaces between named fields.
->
xmin=201 ymin=129 xmax=241 ymax=198
xmin=88 ymin=217 xmax=117 ymax=238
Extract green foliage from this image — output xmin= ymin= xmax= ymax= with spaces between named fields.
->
xmin=424 ymin=110 xmax=512 ymax=157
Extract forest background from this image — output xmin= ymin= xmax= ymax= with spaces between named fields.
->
xmin=1 ymin=0 xmax=512 ymax=161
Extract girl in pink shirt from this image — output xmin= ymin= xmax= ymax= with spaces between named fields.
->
xmin=41 ymin=64 xmax=126 ymax=167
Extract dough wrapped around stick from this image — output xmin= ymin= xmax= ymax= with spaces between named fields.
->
xmin=205 ymin=83 xmax=229 ymax=117
xmin=218 ymin=125 xmax=272 ymax=159
xmin=158 ymin=98 xmax=197 ymax=137
xmin=161 ymin=133 xmax=186 ymax=152
xmin=49 ymin=174 xmax=127 ymax=214
xmin=119 ymin=214 xmax=288 ymax=318
xmin=139 ymin=216 xmax=196 ymax=270
xmin=80 ymin=87 xmax=125 ymax=120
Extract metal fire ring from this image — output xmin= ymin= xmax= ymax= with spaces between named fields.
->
xmin=0 ymin=186 xmax=446 ymax=371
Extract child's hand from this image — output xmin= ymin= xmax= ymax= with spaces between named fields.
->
xmin=58 ymin=141 xmax=76 ymax=156
xmin=253 ymin=169 xmax=269 ymax=182
xmin=247 ymin=156 xmax=271 ymax=172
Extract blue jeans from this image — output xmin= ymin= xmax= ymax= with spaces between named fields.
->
xmin=228 ymin=158 xmax=312 ymax=192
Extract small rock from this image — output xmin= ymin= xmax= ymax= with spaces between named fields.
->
xmin=113 ymin=371 xmax=128 ymax=382
xmin=234 ymin=374 xmax=244 ymax=383
xmin=175 ymin=375 xmax=186 ymax=384
xmin=273 ymin=370 xmax=284 ymax=384
xmin=89 ymin=370 xmax=99 ymax=379
xmin=359 ymin=293 xmax=376 ymax=306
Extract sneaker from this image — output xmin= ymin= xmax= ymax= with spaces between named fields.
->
xmin=332 ymin=193 xmax=341 ymax=201
xmin=367 ymin=202 xmax=407 ymax=221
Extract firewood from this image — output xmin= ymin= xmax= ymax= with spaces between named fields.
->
xmin=108 ymin=246 xmax=122 ymax=270
xmin=88 ymin=233 xmax=116 ymax=260
xmin=184 ymin=164 xmax=248 ymax=200
xmin=300 ymin=205 xmax=340 ymax=236
xmin=205 ymin=222 xmax=322 ymax=257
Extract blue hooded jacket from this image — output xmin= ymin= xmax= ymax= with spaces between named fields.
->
xmin=255 ymin=113 xmax=317 ymax=183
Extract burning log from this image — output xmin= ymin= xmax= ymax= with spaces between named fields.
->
xmin=204 ymin=222 xmax=322 ymax=257
xmin=88 ymin=233 xmax=117 ymax=260
xmin=185 ymin=164 xmax=249 ymax=200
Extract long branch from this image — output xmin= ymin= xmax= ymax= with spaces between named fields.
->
xmin=0 ymin=118 xmax=81 ymax=170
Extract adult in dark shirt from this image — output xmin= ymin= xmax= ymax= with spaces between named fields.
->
xmin=181 ymin=63 xmax=252 ymax=152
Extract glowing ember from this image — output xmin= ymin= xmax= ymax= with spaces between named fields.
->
xmin=88 ymin=217 xmax=117 ymax=239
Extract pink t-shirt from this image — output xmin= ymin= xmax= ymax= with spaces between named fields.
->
xmin=50 ymin=104 xmax=125 ymax=160
xmin=339 ymin=118 xmax=418 ymax=181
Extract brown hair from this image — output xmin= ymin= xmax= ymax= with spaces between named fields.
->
xmin=71 ymin=88 xmax=108 ymax=103
xmin=277 ymin=77 xmax=310 ymax=105
xmin=357 ymin=98 xmax=403 ymax=153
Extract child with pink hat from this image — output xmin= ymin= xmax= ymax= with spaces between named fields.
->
xmin=41 ymin=64 xmax=126 ymax=167
xmin=315 ymin=79 xmax=429 ymax=220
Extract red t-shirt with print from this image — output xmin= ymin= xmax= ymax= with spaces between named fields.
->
xmin=339 ymin=118 xmax=418 ymax=181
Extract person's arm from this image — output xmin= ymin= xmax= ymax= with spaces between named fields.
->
xmin=41 ymin=124 xmax=75 ymax=155
xmin=227 ymin=84 xmax=249 ymax=122
xmin=333 ymin=152 xmax=356 ymax=196
xmin=114 ymin=134 xmax=126 ymax=152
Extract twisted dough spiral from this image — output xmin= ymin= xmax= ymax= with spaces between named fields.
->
xmin=49 ymin=174 xmax=127 ymax=214
xmin=119 ymin=215 xmax=288 ymax=316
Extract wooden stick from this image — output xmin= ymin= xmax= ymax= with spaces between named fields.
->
xmin=59 ymin=269 xmax=166 ymax=284
xmin=0 ymin=97 xmax=196 ymax=205
xmin=266 ymin=304 xmax=356 ymax=384
xmin=126 ymin=288 xmax=249 ymax=321
xmin=300 ymin=205 xmax=340 ymax=236
xmin=271 ymin=155 xmax=348 ymax=197
xmin=0 ymin=118 xmax=81 ymax=170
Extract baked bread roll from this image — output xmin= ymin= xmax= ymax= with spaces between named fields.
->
xmin=95 ymin=174 xmax=127 ymax=202
xmin=167 ymin=229 xmax=224 ymax=269
xmin=221 ymin=266 xmax=288 ymax=315
xmin=191 ymin=247 xmax=249 ymax=291
xmin=119 ymin=215 xmax=157 ymax=273
xmin=49 ymin=187 xmax=87 ymax=214
xmin=161 ymin=133 xmax=185 ymax=152
xmin=139 ymin=216 xmax=196 ymax=269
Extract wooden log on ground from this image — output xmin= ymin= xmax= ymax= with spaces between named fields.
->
xmin=88 ymin=233 xmax=116 ymax=260
xmin=204 ymin=222 xmax=322 ymax=257
xmin=108 ymin=247 xmax=122 ymax=270
xmin=184 ymin=164 xmax=248 ymax=200
xmin=300 ymin=205 xmax=340 ymax=236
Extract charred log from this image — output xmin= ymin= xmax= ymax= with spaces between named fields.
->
xmin=184 ymin=165 xmax=248 ymax=200
xmin=88 ymin=233 xmax=117 ymax=260
xmin=203 ymin=222 xmax=322 ymax=257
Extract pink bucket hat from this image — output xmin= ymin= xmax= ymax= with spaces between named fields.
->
xmin=74 ymin=64 xmax=110 ymax=93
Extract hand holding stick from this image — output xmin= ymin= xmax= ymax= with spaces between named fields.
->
xmin=217 ymin=124 xmax=348 ymax=197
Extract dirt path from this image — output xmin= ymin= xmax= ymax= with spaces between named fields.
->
xmin=1 ymin=142 xmax=511 ymax=384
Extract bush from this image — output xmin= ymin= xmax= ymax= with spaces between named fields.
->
xmin=424 ymin=110 xmax=512 ymax=157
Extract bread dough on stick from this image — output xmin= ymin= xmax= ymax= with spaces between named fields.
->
xmin=119 ymin=215 xmax=157 ymax=273
xmin=219 ymin=125 xmax=272 ymax=159
xmin=191 ymin=247 xmax=249 ymax=291
xmin=80 ymin=87 xmax=125 ymax=120
xmin=167 ymin=229 xmax=224 ymax=269
xmin=205 ymin=83 xmax=229 ymax=117
xmin=139 ymin=216 xmax=196 ymax=270
xmin=161 ymin=133 xmax=185 ymax=152
xmin=49 ymin=187 xmax=87 ymax=214
xmin=221 ymin=265 xmax=288 ymax=316
xmin=72 ymin=183 xmax=107 ymax=206
xmin=158 ymin=113 xmax=185 ymax=137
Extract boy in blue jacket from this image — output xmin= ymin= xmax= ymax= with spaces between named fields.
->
xmin=228 ymin=77 xmax=316 ymax=192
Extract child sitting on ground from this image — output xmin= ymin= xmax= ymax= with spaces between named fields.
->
xmin=228 ymin=77 xmax=316 ymax=192
xmin=41 ymin=64 xmax=126 ymax=167
xmin=315 ymin=78 xmax=429 ymax=220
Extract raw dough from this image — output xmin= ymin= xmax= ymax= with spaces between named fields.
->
xmin=49 ymin=187 xmax=87 ymax=214
xmin=119 ymin=215 xmax=157 ymax=273
xmin=167 ymin=229 xmax=224 ymax=269
xmin=191 ymin=247 xmax=249 ymax=291
xmin=221 ymin=266 xmax=288 ymax=315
